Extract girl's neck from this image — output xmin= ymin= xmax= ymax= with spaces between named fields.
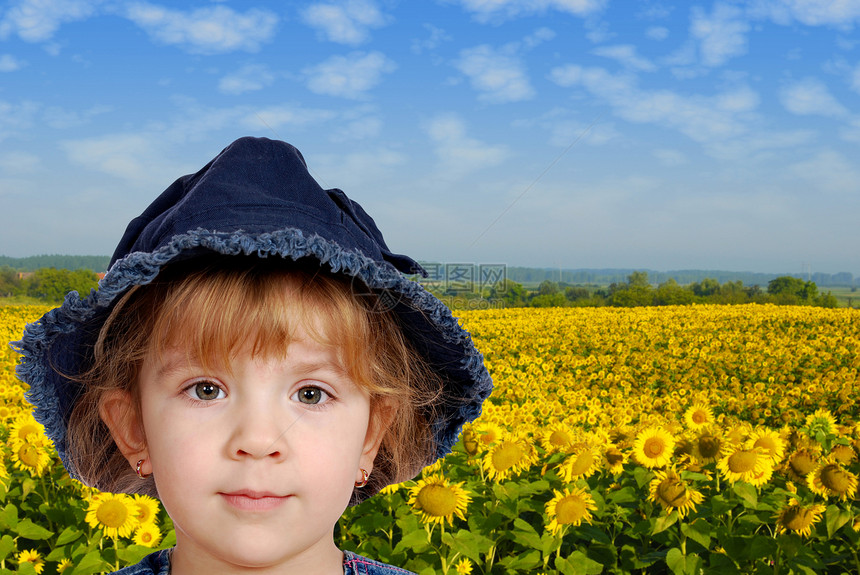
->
xmin=168 ymin=540 xmax=345 ymax=575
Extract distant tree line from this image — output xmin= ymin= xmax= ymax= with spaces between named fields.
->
xmin=0 ymin=266 xmax=100 ymax=302
xmin=429 ymin=271 xmax=840 ymax=309
xmin=0 ymin=255 xmax=110 ymax=272
xmin=505 ymin=266 xmax=858 ymax=289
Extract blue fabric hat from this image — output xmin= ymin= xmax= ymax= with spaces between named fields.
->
xmin=14 ymin=136 xmax=492 ymax=483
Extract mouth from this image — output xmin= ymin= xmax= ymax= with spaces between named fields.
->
xmin=219 ymin=490 xmax=292 ymax=511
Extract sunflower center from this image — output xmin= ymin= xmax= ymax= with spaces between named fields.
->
xmin=753 ymin=436 xmax=778 ymax=455
xmin=135 ymin=504 xmax=152 ymax=523
xmin=17 ymin=444 xmax=40 ymax=468
xmin=697 ymin=436 xmax=720 ymax=459
xmin=416 ymin=485 xmax=458 ymax=517
xmin=820 ymin=464 xmax=851 ymax=494
xmin=691 ymin=410 xmax=708 ymax=424
xmin=782 ymin=506 xmax=814 ymax=532
xmin=727 ymin=450 xmax=757 ymax=473
xmin=568 ymin=451 xmax=596 ymax=476
xmin=831 ymin=445 xmax=855 ymax=464
xmin=605 ymin=448 xmax=623 ymax=466
xmin=555 ymin=495 xmax=587 ymax=525
xmin=97 ymin=500 xmax=130 ymax=528
xmin=491 ymin=442 xmax=523 ymax=472
xmin=139 ymin=531 xmax=153 ymax=543
xmin=790 ymin=453 xmax=816 ymax=476
xmin=644 ymin=437 xmax=667 ymax=458
xmin=656 ymin=478 xmax=687 ymax=508
xmin=549 ymin=430 xmax=572 ymax=447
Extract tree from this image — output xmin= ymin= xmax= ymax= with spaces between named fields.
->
xmin=654 ymin=278 xmax=694 ymax=306
xmin=25 ymin=268 xmax=99 ymax=302
xmin=610 ymin=271 xmax=653 ymax=307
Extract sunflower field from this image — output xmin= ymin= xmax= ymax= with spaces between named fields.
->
xmin=2 ymin=303 xmax=860 ymax=574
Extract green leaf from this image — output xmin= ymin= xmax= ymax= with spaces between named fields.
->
xmin=499 ymin=549 xmax=540 ymax=571
xmin=709 ymin=494 xmax=734 ymax=516
xmin=705 ymin=552 xmax=740 ymax=574
xmin=72 ymin=550 xmax=114 ymax=575
xmin=556 ymin=551 xmax=603 ymax=575
xmin=606 ymin=486 xmax=637 ymax=505
xmin=0 ymin=504 xmax=17 ymax=529
xmin=117 ymin=545 xmax=155 ymax=565
xmin=681 ymin=519 xmax=711 ymax=550
xmin=392 ymin=528 xmax=430 ymax=555
xmin=45 ymin=546 xmax=69 ymax=562
xmin=17 ymin=562 xmax=38 ymax=575
xmin=56 ymin=526 xmax=84 ymax=546
xmin=749 ymin=535 xmax=777 ymax=558
xmin=732 ymin=482 xmax=758 ymax=508
xmin=15 ymin=519 xmax=53 ymax=540
xmin=825 ymin=505 xmax=852 ymax=538
xmin=666 ymin=547 xmax=686 ymax=575
xmin=633 ymin=467 xmax=653 ymax=488
xmin=0 ymin=535 xmax=13 ymax=561
xmin=652 ymin=511 xmax=679 ymax=535
xmin=776 ymin=533 xmax=801 ymax=560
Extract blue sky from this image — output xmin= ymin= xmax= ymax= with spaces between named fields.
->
xmin=1 ymin=0 xmax=858 ymax=275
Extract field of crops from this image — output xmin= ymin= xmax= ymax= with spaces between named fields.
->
xmin=2 ymin=303 xmax=860 ymax=574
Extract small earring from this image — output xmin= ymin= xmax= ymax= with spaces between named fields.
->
xmin=136 ymin=459 xmax=149 ymax=479
xmin=355 ymin=468 xmax=369 ymax=488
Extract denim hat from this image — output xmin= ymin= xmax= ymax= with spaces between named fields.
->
xmin=14 ymin=136 xmax=492 ymax=485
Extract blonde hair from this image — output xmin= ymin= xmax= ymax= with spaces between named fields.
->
xmin=67 ymin=255 xmax=442 ymax=502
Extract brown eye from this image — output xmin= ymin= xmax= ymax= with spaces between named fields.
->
xmin=194 ymin=382 xmax=224 ymax=401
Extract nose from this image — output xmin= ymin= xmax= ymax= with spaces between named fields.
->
xmin=226 ymin=400 xmax=294 ymax=461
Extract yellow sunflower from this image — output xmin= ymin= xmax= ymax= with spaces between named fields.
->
xmin=648 ymin=467 xmax=704 ymax=519
xmin=805 ymin=408 xmax=837 ymax=437
xmin=133 ymin=524 xmax=163 ymax=548
xmin=633 ymin=427 xmax=675 ymax=469
xmin=807 ymin=458 xmax=858 ymax=501
xmin=11 ymin=438 xmax=51 ymax=477
xmin=482 ymin=436 xmax=535 ymax=482
xmin=8 ymin=414 xmax=46 ymax=447
xmin=691 ymin=428 xmax=723 ymax=463
xmin=602 ymin=443 xmax=627 ymax=475
xmin=786 ymin=448 xmax=819 ymax=482
xmin=56 ymin=558 xmax=73 ymax=573
xmin=776 ymin=500 xmax=826 ymax=538
xmin=460 ymin=427 xmax=479 ymax=456
xmin=829 ymin=444 xmax=856 ymax=465
xmin=541 ymin=425 xmax=575 ymax=454
xmin=746 ymin=428 xmax=786 ymax=465
xmin=474 ymin=421 xmax=504 ymax=448
xmin=558 ymin=446 xmax=602 ymax=482
xmin=683 ymin=404 xmax=714 ymax=430
xmin=545 ymin=487 xmax=597 ymax=534
xmin=407 ymin=475 xmax=470 ymax=526
xmin=131 ymin=494 xmax=160 ymax=526
xmin=16 ymin=549 xmax=44 ymax=574
xmin=717 ymin=446 xmax=772 ymax=486
xmin=454 ymin=557 xmax=474 ymax=574
xmin=85 ymin=492 xmax=140 ymax=539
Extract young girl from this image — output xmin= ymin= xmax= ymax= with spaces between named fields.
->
xmin=15 ymin=137 xmax=493 ymax=575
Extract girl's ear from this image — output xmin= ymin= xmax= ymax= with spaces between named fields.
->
xmin=360 ymin=399 xmax=395 ymax=471
xmin=99 ymin=390 xmax=148 ymax=465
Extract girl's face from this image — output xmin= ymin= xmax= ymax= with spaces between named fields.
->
xmin=133 ymin=324 xmax=384 ymax=574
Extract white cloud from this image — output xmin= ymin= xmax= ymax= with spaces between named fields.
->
xmin=652 ymin=149 xmax=688 ymax=166
xmin=779 ymin=78 xmax=848 ymax=116
xmin=789 ymin=149 xmax=860 ymax=193
xmin=455 ymin=45 xmax=535 ymax=103
xmin=123 ymin=2 xmax=278 ymax=54
xmin=646 ymin=26 xmax=669 ymax=40
xmin=523 ymin=26 xmax=556 ymax=48
xmin=60 ymin=133 xmax=179 ymax=184
xmin=301 ymin=0 xmax=388 ymax=45
xmin=424 ymin=113 xmax=509 ymax=176
xmin=0 ymin=54 xmax=25 ymax=71
xmin=751 ymin=0 xmax=860 ymax=27
xmin=0 ymin=150 xmax=40 ymax=173
xmin=0 ymin=0 xmax=100 ymax=42
xmin=851 ymin=62 xmax=860 ymax=94
xmin=411 ymin=23 xmax=451 ymax=54
xmin=304 ymin=52 xmax=396 ymax=99
xmin=453 ymin=0 xmax=606 ymax=22
xmin=691 ymin=3 xmax=750 ymax=66
xmin=549 ymin=64 xmax=760 ymax=145
xmin=42 ymin=104 xmax=111 ymax=129
xmin=218 ymin=64 xmax=276 ymax=95
xmin=0 ymin=99 xmax=38 ymax=141
xmin=242 ymin=105 xmax=337 ymax=132
xmin=592 ymin=44 xmax=657 ymax=72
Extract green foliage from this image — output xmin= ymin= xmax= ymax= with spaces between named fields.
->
xmin=25 ymin=268 xmax=100 ymax=303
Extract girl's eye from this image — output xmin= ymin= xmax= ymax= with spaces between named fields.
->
xmin=294 ymin=386 xmax=331 ymax=406
xmin=189 ymin=381 xmax=225 ymax=401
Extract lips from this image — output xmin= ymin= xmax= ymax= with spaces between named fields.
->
xmin=220 ymin=490 xmax=291 ymax=511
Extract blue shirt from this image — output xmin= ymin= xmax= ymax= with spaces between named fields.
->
xmin=110 ymin=549 xmax=416 ymax=574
